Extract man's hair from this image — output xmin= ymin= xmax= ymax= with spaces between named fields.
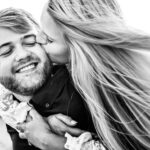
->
xmin=0 ymin=8 xmax=39 ymax=33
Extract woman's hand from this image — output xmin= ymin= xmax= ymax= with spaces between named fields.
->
xmin=47 ymin=114 xmax=84 ymax=136
xmin=16 ymin=109 xmax=66 ymax=150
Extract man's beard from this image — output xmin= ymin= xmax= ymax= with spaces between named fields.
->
xmin=0 ymin=61 xmax=51 ymax=96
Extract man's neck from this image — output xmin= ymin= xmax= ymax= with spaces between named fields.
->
xmin=13 ymin=93 xmax=32 ymax=102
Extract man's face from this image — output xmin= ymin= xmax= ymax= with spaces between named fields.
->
xmin=0 ymin=27 xmax=51 ymax=96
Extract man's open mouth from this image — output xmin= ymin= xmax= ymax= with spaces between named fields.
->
xmin=16 ymin=62 xmax=38 ymax=73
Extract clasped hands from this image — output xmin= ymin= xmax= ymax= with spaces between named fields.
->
xmin=16 ymin=109 xmax=84 ymax=150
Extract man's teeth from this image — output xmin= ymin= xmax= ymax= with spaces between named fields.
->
xmin=19 ymin=64 xmax=36 ymax=72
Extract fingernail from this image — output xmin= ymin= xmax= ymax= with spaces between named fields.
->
xmin=71 ymin=120 xmax=77 ymax=124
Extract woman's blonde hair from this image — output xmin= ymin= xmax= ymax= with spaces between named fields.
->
xmin=47 ymin=0 xmax=150 ymax=149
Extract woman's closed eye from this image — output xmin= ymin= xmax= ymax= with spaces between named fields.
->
xmin=47 ymin=36 xmax=53 ymax=43
xmin=36 ymin=32 xmax=53 ymax=45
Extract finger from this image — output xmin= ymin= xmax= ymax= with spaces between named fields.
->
xmin=26 ymin=114 xmax=32 ymax=122
xmin=16 ymin=123 xmax=26 ymax=133
xmin=48 ymin=115 xmax=83 ymax=136
xmin=29 ymin=109 xmax=40 ymax=119
xmin=48 ymin=116 xmax=67 ymax=136
xmin=19 ymin=132 xmax=26 ymax=139
xmin=55 ymin=114 xmax=77 ymax=126
xmin=66 ymin=127 xmax=85 ymax=136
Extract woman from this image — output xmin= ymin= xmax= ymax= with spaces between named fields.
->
xmin=38 ymin=0 xmax=150 ymax=149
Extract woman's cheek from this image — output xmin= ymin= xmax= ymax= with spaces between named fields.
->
xmin=43 ymin=44 xmax=69 ymax=64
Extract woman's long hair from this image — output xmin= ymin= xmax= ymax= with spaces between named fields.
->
xmin=47 ymin=0 xmax=150 ymax=149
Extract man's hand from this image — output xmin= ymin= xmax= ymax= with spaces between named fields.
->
xmin=47 ymin=114 xmax=84 ymax=136
xmin=16 ymin=109 xmax=66 ymax=150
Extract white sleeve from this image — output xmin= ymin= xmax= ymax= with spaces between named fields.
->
xmin=0 ymin=85 xmax=32 ymax=131
xmin=64 ymin=132 xmax=107 ymax=150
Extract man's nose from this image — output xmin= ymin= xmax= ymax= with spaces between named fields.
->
xmin=14 ymin=44 xmax=32 ymax=62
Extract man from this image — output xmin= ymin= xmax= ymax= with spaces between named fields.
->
xmin=0 ymin=8 xmax=95 ymax=150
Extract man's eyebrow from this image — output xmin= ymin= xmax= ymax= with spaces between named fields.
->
xmin=0 ymin=42 xmax=11 ymax=49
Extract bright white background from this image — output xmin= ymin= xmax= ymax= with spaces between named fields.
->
xmin=0 ymin=0 xmax=149 ymax=33
xmin=0 ymin=0 xmax=46 ymax=23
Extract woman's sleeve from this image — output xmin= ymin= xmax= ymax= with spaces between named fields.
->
xmin=64 ymin=132 xmax=108 ymax=150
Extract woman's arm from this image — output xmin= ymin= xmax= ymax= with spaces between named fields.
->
xmin=17 ymin=109 xmax=105 ymax=150
xmin=17 ymin=109 xmax=66 ymax=150
xmin=46 ymin=113 xmax=84 ymax=136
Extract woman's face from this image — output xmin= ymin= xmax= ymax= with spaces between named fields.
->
xmin=40 ymin=5 xmax=69 ymax=64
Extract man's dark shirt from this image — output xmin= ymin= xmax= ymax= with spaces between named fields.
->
xmin=7 ymin=65 xmax=95 ymax=150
